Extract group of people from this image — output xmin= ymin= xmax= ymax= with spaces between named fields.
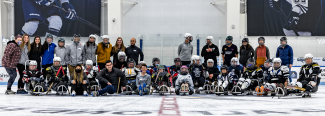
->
xmin=1 ymin=33 xmax=320 ymax=98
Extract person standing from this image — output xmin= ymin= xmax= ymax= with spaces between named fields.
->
xmin=66 ymin=34 xmax=85 ymax=77
xmin=201 ymin=36 xmax=219 ymax=64
xmin=221 ymin=36 xmax=238 ymax=66
xmin=17 ymin=34 xmax=31 ymax=94
xmin=54 ymin=38 xmax=68 ymax=69
xmin=29 ymin=36 xmax=42 ymax=71
xmin=111 ymin=37 xmax=126 ymax=65
xmin=96 ymin=35 xmax=112 ymax=70
xmin=276 ymin=37 xmax=294 ymax=82
xmin=239 ymin=38 xmax=254 ymax=66
xmin=41 ymin=34 xmax=57 ymax=80
xmin=178 ymin=33 xmax=193 ymax=66
xmin=83 ymin=34 xmax=98 ymax=66
xmin=125 ymin=38 xmax=144 ymax=65
xmin=2 ymin=35 xmax=22 ymax=94
xmin=254 ymin=37 xmax=270 ymax=67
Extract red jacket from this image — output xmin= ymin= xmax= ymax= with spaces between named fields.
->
xmin=2 ymin=41 xmax=21 ymax=69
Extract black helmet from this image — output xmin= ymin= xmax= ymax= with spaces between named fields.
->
xmin=58 ymin=38 xmax=65 ymax=43
xmin=258 ymin=37 xmax=265 ymax=43
xmin=221 ymin=65 xmax=228 ymax=71
xmin=152 ymin=57 xmax=160 ymax=66
xmin=264 ymin=59 xmax=272 ymax=63
xmin=226 ymin=36 xmax=233 ymax=41
xmin=73 ymin=34 xmax=81 ymax=38
xmin=246 ymin=58 xmax=255 ymax=69
xmin=127 ymin=58 xmax=135 ymax=67
xmin=174 ymin=58 xmax=181 ymax=63
xmin=280 ymin=37 xmax=287 ymax=42
xmin=242 ymin=38 xmax=249 ymax=43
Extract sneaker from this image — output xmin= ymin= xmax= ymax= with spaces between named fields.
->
xmin=16 ymin=90 xmax=22 ymax=94
xmin=5 ymin=90 xmax=16 ymax=95
xmin=83 ymin=91 xmax=88 ymax=96
xmin=91 ymin=91 xmax=98 ymax=97
xmin=72 ymin=91 xmax=76 ymax=96
xmin=21 ymin=89 xmax=28 ymax=94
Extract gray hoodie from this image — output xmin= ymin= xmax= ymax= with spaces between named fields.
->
xmin=18 ymin=45 xmax=29 ymax=65
xmin=66 ymin=42 xmax=84 ymax=66
xmin=178 ymin=42 xmax=193 ymax=61
xmin=83 ymin=43 xmax=97 ymax=65
xmin=136 ymin=73 xmax=151 ymax=88
xmin=55 ymin=46 xmax=68 ymax=65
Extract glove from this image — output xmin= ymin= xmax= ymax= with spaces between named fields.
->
xmin=269 ymin=0 xmax=282 ymax=11
xmin=62 ymin=3 xmax=77 ymax=20
xmin=34 ymin=0 xmax=53 ymax=6
xmin=22 ymin=77 xmax=30 ymax=83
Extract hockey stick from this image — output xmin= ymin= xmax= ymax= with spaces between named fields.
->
xmin=150 ymin=72 xmax=160 ymax=95
xmin=278 ymin=9 xmax=300 ymax=36
xmin=117 ymin=77 xmax=120 ymax=94
xmin=51 ymin=4 xmax=100 ymax=31
xmin=46 ymin=66 xmax=63 ymax=94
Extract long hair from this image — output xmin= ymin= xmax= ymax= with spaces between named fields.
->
xmin=20 ymin=34 xmax=31 ymax=51
xmin=73 ymin=65 xmax=84 ymax=83
xmin=42 ymin=37 xmax=51 ymax=52
xmin=31 ymin=36 xmax=42 ymax=52
xmin=112 ymin=37 xmax=125 ymax=53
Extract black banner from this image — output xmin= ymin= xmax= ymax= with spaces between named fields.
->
xmin=247 ymin=0 xmax=325 ymax=36
xmin=14 ymin=0 xmax=101 ymax=37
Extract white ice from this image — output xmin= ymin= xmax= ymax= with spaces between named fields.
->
xmin=1 ymin=85 xmax=325 ymax=116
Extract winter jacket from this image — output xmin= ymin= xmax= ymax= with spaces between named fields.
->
xmin=178 ymin=42 xmax=193 ymax=61
xmin=70 ymin=72 xmax=89 ymax=84
xmin=42 ymin=43 xmax=57 ymax=65
xmin=239 ymin=44 xmax=255 ymax=66
xmin=201 ymin=43 xmax=219 ymax=63
xmin=66 ymin=42 xmax=84 ymax=66
xmin=276 ymin=45 xmax=293 ymax=65
xmin=18 ymin=45 xmax=30 ymax=65
xmin=2 ymin=40 xmax=21 ymax=69
xmin=254 ymin=45 xmax=270 ymax=67
xmin=83 ymin=42 xmax=97 ymax=65
xmin=29 ymin=44 xmax=43 ymax=63
xmin=125 ymin=45 xmax=144 ymax=65
xmin=96 ymin=42 xmax=112 ymax=64
xmin=204 ymin=63 xmax=220 ymax=82
xmin=136 ymin=73 xmax=151 ymax=88
xmin=54 ymin=46 xmax=68 ymax=66
xmin=96 ymin=67 xmax=126 ymax=87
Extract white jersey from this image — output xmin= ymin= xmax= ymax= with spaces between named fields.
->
xmin=122 ymin=67 xmax=140 ymax=78
xmin=268 ymin=66 xmax=290 ymax=81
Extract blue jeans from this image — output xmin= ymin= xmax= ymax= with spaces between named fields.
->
xmin=285 ymin=64 xmax=292 ymax=82
xmin=5 ymin=68 xmax=17 ymax=90
xmin=98 ymin=82 xmax=117 ymax=95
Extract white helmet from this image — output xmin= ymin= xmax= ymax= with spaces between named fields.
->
xmin=193 ymin=56 xmax=201 ymax=65
xmin=118 ymin=51 xmax=126 ymax=62
xmin=101 ymin=35 xmax=109 ymax=40
xmin=230 ymin=57 xmax=239 ymax=67
xmin=29 ymin=61 xmax=37 ymax=66
xmin=89 ymin=34 xmax=98 ymax=40
xmin=207 ymin=59 xmax=214 ymax=63
xmin=184 ymin=33 xmax=192 ymax=38
xmin=272 ymin=58 xmax=282 ymax=64
xmin=295 ymin=82 xmax=302 ymax=88
xmin=191 ymin=55 xmax=199 ymax=61
xmin=206 ymin=36 xmax=213 ymax=43
xmin=86 ymin=60 xmax=93 ymax=66
xmin=53 ymin=57 xmax=61 ymax=62
xmin=304 ymin=53 xmax=313 ymax=60
xmin=139 ymin=61 xmax=145 ymax=64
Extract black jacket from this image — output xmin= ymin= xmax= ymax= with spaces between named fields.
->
xmin=96 ymin=67 xmax=126 ymax=87
xmin=239 ymin=44 xmax=254 ymax=66
xmin=204 ymin=63 xmax=220 ymax=82
xmin=29 ymin=44 xmax=43 ymax=62
xmin=125 ymin=45 xmax=144 ymax=65
xmin=201 ymin=44 xmax=219 ymax=63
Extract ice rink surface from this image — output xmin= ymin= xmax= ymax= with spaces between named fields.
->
xmin=1 ymin=85 xmax=325 ymax=116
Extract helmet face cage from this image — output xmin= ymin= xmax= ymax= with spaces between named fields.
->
xmin=247 ymin=61 xmax=255 ymax=69
xmin=272 ymin=58 xmax=282 ymax=69
xmin=127 ymin=59 xmax=135 ymax=68
xmin=207 ymin=59 xmax=214 ymax=67
xmin=29 ymin=61 xmax=37 ymax=70
xmin=152 ymin=58 xmax=160 ymax=66
xmin=231 ymin=58 xmax=239 ymax=67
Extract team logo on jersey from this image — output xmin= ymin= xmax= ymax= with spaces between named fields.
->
xmin=194 ymin=68 xmax=201 ymax=77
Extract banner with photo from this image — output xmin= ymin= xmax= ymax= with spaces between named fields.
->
xmin=247 ymin=0 xmax=325 ymax=36
xmin=14 ymin=0 xmax=101 ymax=37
